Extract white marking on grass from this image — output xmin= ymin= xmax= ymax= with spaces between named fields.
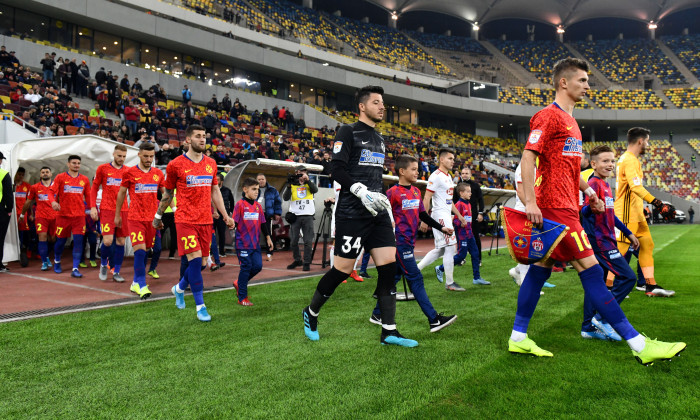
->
xmin=654 ymin=231 xmax=686 ymax=252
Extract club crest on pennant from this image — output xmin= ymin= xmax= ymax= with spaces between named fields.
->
xmin=501 ymin=207 xmax=569 ymax=265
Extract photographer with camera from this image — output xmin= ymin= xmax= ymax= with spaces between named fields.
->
xmin=283 ymin=166 xmax=318 ymax=271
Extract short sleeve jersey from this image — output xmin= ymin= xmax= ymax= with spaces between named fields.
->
xmin=525 ymin=103 xmax=583 ymax=210
xmin=426 ymin=169 xmax=454 ymax=214
xmin=453 ymin=200 xmax=473 ymax=240
xmin=14 ymin=181 xmax=31 ymax=213
xmin=121 ymin=166 xmax=164 ymax=221
xmin=92 ymin=163 xmax=129 ymax=211
xmin=165 ymin=154 xmax=218 ymax=225
xmin=387 ymin=184 xmax=424 ymax=247
xmin=51 ymin=172 xmax=91 ymax=217
xmin=332 ymin=121 xmax=387 ymax=219
xmin=28 ymin=182 xmax=58 ymax=220
xmin=614 ymin=151 xmax=650 ymax=224
xmin=581 ymin=176 xmax=617 ymax=251
xmin=233 ymin=198 xmax=266 ymax=249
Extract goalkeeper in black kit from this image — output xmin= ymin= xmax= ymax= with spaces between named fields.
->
xmin=302 ymin=86 xmax=418 ymax=347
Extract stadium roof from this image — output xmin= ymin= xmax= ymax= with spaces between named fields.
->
xmin=365 ymin=0 xmax=700 ymax=27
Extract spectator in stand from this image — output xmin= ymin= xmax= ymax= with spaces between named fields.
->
xmin=296 ymin=117 xmax=306 ymax=135
xmin=182 ymin=84 xmax=192 ymax=103
xmin=206 ymin=95 xmax=218 ymax=111
xmin=256 ymin=173 xmax=282 ymax=261
xmin=58 ymin=88 xmax=72 ymax=102
xmin=24 ymin=88 xmax=42 ymax=104
xmin=220 ymin=93 xmax=232 ymax=113
xmin=90 ymin=103 xmax=106 ymax=118
xmin=286 ymin=111 xmax=295 ymax=132
xmin=107 ymin=74 xmax=119 ymax=112
xmin=40 ymin=53 xmax=55 ymax=82
xmin=119 ymin=74 xmax=129 ymax=93
xmin=124 ymin=100 xmax=141 ymax=135
xmin=131 ymin=77 xmax=143 ymax=95
xmin=76 ymin=61 xmax=89 ymax=98
xmin=261 ymin=108 xmax=270 ymax=123
xmin=272 ymin=105 xmax=279 ymax=124
xmin=156 ymin=142 xmax=180 ymax=165
xmin=202 ymin=110 xmax=217 ymax=133
xmin=72 ymin=113 xmax=90 ymax=129
xmin=94 ymin=67 xmax=107 ymax=85
xmin=184 ymin=101 xmax=196 ymax=125
xmin=0 ymin=46 xmax=10 ymax=67
xmin=134 ymin=132 xmax=160 ymax=152
xmin=278 ymin=106 xmax=287 ymax=128
xmin=95 ymin=83 xmax=107 ymax=110
xmin=199 ymin=69 xmax=207 ymax=82
xmin=8 ymin=51 xmax=19 ymax=68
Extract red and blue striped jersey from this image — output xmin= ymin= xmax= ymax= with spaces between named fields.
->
xmin=453 ymin=199 xmax=473 ymax=240
xmin=387 ymin=184 xmax=424 ymax=247
xmin=581 ymin=176 xmax=617 ymax=251
xmin=233 ymin=198 xmax=266 ymax=250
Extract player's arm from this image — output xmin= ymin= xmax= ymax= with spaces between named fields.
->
xmin=615 ymin=215 xmax=640 ymax=249
xmin=520 ymin=149 xmax=541 ymax=225
xmin=211 ymin=184 xmax=234 ymax=228
xmin=579 ymin=175 xmax=603 ymax=212
xmin=114 ymin=186 xmax=128 ymax=228
xmin=261 ymin=215 xmax=273 ymax=249
xmin=419 ymin=210 xmax=452 ymax=235
xmin=622 ymin=159 xmax=663 ymax=208
xmin=89 ymin=169 xmax=102 ymax=221
xmin=83 ymin=177 xmax=92 ymax=216
xmin=50 ymin=177 xmax=61 ymax=211
xmin=153 ymin=187 xmax=174 ymax=229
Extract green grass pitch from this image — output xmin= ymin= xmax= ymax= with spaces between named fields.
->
xmin=2 ymin=224 xmax=698 ymax=418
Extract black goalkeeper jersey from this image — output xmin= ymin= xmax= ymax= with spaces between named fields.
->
xmin=332 ymin=121 xmax=387 ymax=219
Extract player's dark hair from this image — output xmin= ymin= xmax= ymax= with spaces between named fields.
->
xmin=552 ymin=57 xmax=589 ymax=90
xmin=67 ymin=155 xmax=81 ymax=162
xmin=17 ymin=166 xmax=25 ymax=173
xmin=355 ymin=85 xmax=383 ymax=111
xmin=627 ymin=127 xmax=650 ymax=144
xmin=186 ymin=124 xmax=205 ymax=137
xmin=40 ymin=166 xmax=51 ymax=172
xmin=114 ymin=144 xmax=128 ymax=152
xmin=438 ymin=148 xmax=455 ymax=158
xmin=139 ymin=142 xmax=155 ymax=152
xmin=242 ymin=177 xmax=258 ymax=189
xmin=590 ymin=145 xmax=614 ymax=160
xmin=395 ymin=154 xmax=417 ymax=174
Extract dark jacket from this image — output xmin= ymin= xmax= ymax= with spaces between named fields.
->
xmin=259 ymin=183 xmax=282 ymax=217
xmin=219 ymin=185 xmax=235 ymax=216
xmin=0 ymin=171 xmax=13 ymax=213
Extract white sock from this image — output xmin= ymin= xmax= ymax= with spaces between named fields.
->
xmin=510 ymin=330 xmax=527 ymax=342
xmin=175 ymin=285 xmax=185 ymax=294
xmin=353 ymin=250 xmax=362 ymax=270
xmin=417 ymin=247 xmax=443 ymax=270
xmin=308 ymin=307 xmax=319 ymax=317
xmin=382 ymin=324 xmax=396 ymax=331
xmin=196 ymin=304 xmax=205 ymax=311
xmin=442 ymin=245 xmax=456 ymax=285
xmin=627 ymin=334 xmax=646 ymax=353
xmin=329 ymin=245 xmax=334 ymax=267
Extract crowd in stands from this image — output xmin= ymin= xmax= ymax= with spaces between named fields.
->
xmin=572 ymin=38 xmax=685 ymax=85
xmin=661 ymin=34 xmax=700 ymax=80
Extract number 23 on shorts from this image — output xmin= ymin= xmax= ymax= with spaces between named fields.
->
xmin=181 ymin=235 xmax=197 ymax=250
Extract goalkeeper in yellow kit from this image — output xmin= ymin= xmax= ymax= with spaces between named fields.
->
xmin=614 ymin=127 xmax=675 ymax=297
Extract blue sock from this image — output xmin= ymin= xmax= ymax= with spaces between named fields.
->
xmin=180 ymin=256 xmax=189 ymax=279
xmin=54 ymin=237 xmax=67 ymax=262
xmin=579 ymin=265 xmax=638 ymax=340
xmin=149 ymin=234 xmax=161 ymax=272
xmin=133 ymin=249 xmax=147 ymax=288
xmin=437 ymin=264 xmax=444 ymax=271
xmin=513 ymin=264 xmax=551 ymax=333
xmin=38 ymin=241 xmax=48 ymax=262
xmin=100 ymin=242 xmax=109 ymax=266
xmin=113 ymin=244 xmax=125 ymax=273
xmin=188 ymin=257 xmax=204 ymax=306
xmin=71 ymin=234 xmax=84 ymax=270
xmin=211 ymin=233 xmax=221 ymax=264
xmin=87 ymin=232 xmax=97 ymax=260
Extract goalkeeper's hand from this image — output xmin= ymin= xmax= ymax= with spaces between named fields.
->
xmin=350 ymin=183 xmax=391 ymax=216
xmin=651 ymin=198 xmax=664 ymax=209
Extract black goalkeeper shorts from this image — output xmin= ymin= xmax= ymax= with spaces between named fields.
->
xmin=333 ymin=211 xmax=395 ymax=259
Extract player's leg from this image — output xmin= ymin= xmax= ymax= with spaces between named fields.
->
xmin=417 ymin=247 xmax=443 ymax=270
xmin=210 ymin=230 xmax=221 ymax=269
xmin=53 ymin=219 xmax=70 ymax=273
xmin=111 ymin=234 xmax=126 ymax=282
xmin=468 ymin=236 xmax=489 ymax=285
xmin=581 ymin=253 xmax=615 ymax=340
xmin=235 ymin=249 xmax=253 ymax=304
xmin=70 ymin=218 xmax=85 ymax=277
xmin=148 ymin=230 xmax=161 ymax=277
xmin=635 ymin=222 xmax=673 ymax=296
xmin=239 ymin=249 xmax=262 ymax=305
xmin=36 ymin=220 xmax=51 ymax=270
xmin=510 ymin=260 xmax=553 ymax=348
xmin=590 ymin=252 xmax=636 ymax=341
xmin=86 ymin=229 xmax=97 ymax=266
xmin=303 ymin=252 xmax=353 ymax=340
xmin=441 ymin=244 xmax=458 ymax=288
xmin=437 ymin=239 xmax=467 ymax=273
xmin=358 ymin=251 xmax=371 ymax=277
xmin=183 ymin=224 xmax=212 ymax=320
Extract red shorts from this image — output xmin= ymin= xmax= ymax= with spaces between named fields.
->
xmin=176 ymin=223 xmax=211 ymax=257
xmin=35 ymin=217 xmax=57 ymax=236
xmin=56 ymin=216 xmax=85 ymax=238
xmin=16 ymin=213 xmax=29 ymax=231
xmin=100 ymin=209 xmax=129 ymax=238
xmin=541 ymin=208 xmax=594 ymax=262
xmin=129 ymin=220 xmax=156 ymax=248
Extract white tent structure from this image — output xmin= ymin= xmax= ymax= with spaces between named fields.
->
xmin=0 ymin=135 xmax=139 ymax=263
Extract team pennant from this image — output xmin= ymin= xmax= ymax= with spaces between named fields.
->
xmin=501 ymin=207 xmax=570 ymax=265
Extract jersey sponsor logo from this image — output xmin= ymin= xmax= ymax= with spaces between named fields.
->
xmin=239 ymin=250 xmax=249 ymax=257
xmin=632 ymin=177 xmax=641 ymax=186
xmin=605 ymin=196 xmax=614 ymax=208
xmin=532 ymin=238 xmax=544 ymax=252
xmin=106 ymin=177 xmax=122 ymax=186
xmin=333 ymin=141 xmax=343 ymax=153
xmin=358 ymin=149 xmax=385 ymax=167
xmin=185 ymin=175 xmax=213 ymax=187
xmin=513 ymin=235 xmax=529 ymax=249
xmin=63 ymin=185 xmax=83 ymax=193
xmin=528 ymin=130 xmax=542 ymax=144
xmin=243 ymin=211 xmax=259 ymax=220
xmin=14 ymin=192 xmax=27 ymax=198
xmin=401 ymin=250 xmax=414 ymax=259
xmin=465 ymin=216 xmax=472 ymax=223
xmin=401 ymin=198 xmax=420 ymax=210
xmin=135 ymin=183 xmax=159 ymax=193
xmin=37 ymin=193 xmax=50 ymax=201
xmin=562 ymin=137 xmax=583 ymax=157
xmin=608 ymin=250 xmax=622 ymax=260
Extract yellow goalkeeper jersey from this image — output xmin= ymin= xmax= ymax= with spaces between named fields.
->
xmin=614 ymin=151 xmax=655 ymax=224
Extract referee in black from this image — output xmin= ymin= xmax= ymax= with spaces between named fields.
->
xmin=302 ymin=86 xmax=418 ymax=347
xmin=457 ymin=167 xmax=484 ymax=263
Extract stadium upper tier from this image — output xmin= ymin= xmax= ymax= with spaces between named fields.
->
xmin=407 ymin=31 xmax=491 ymax=56
xmin=571 ymin=39 xmax=685 ymax=85
xmin=493 ymin=40 xmax=572 ymax=84
xmin=661 ymin=34 xmax=700 ymax=80
xmin=584 ymin=140 xmax=699 ymax=203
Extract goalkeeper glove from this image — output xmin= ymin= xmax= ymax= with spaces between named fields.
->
xmin=350 ymin=182 xmax=391 ymax=216
xmin=651 ymin=198 xmax=663 ymax=209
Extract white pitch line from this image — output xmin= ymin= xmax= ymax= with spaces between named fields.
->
xmin=3 ymin=272 xmax=133 ymax=297
xmin=654 ymin=230 xmax=686 ymax=252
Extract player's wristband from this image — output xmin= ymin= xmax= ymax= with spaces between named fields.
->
xmin=584 ymin=187 xmax=596 ymax=198
xmin=154 ymin=213 xmax=162 ymax=220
